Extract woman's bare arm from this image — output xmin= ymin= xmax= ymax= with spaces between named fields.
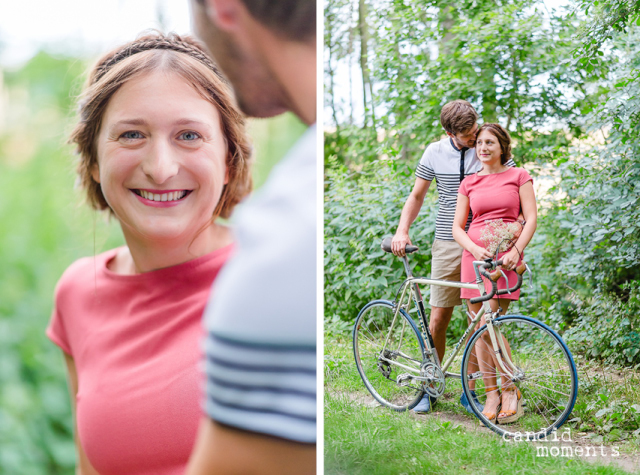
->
xmin=452 ymin=193 xmax=493 ymax=261
xmin=501 ymin=181 xmax=537 ymax=269
xmin=63 ymin=353 xmax=101 ymax=475
xmin=186 ymin=417 xmax=315 ymax=475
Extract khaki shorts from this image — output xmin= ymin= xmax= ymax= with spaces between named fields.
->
xmin=429 ymin=239 xmax=464 ymax=308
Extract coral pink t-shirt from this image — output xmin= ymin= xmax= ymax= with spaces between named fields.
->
xmin=46 ymin=244 xmax=233 ymax=475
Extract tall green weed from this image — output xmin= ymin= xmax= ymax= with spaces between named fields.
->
xmin=324 ymin=158 xmax=435 ymax=322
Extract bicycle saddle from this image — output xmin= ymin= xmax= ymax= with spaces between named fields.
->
xmin=381 ymin=237 xmax=419 ymax=254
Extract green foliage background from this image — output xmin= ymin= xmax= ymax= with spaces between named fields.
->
xmin=324 ymin=0 xmax=640 ymax=368
xmin=0 ymin=51 xmax=305 ymax=474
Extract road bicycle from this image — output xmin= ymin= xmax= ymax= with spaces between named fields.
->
xmin=352 ymin=237 xmax=578 ymax=439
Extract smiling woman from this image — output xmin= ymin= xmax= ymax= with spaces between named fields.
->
xmin=45 ymin=32 xmax=252 ymax=475
xmin=91 ymin=71 xmax=233 ymax=272
xmin=70 ymin=33 xmax=252 ymax=274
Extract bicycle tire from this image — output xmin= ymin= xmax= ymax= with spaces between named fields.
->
xmin=353 ymin=300 xmax=425 ymax=411
xmin=461 ymin=315 xmax=578 ymax=439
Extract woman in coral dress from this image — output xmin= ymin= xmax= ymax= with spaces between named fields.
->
xmin=452 ymin=123 xmax=537 ymax=425
xmin=46 ymin=33 xmax=252 ymax=475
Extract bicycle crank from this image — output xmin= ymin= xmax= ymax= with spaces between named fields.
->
xmin=420 ymin=362 xmax=446 ymax=398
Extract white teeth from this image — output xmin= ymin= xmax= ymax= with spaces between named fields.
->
xmin=137 ymin=190 xmax=187 ymax=202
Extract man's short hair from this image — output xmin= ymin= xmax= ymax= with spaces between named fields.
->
xmin=196 ymin=0 xmax=315 ymax=42
xmin=242 ymin=0 xmax=315 ymax=41
xmin=440 ymin=100 xmax=478 ymax=135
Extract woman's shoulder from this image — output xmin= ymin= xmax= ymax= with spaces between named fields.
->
xmin=460 ymin=172 xmax=483 ymax=192
xmin=508 ymin=166 xmax=529 ymax=174
xmin=509 ymin=166 xmax=534 ymax=185
xmin=55 ymin=248 xmax=121 ymax=295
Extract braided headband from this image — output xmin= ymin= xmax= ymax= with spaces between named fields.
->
xmin=93 ymin=36 xmax=225 ymax=83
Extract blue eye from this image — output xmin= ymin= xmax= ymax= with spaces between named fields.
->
xmin=120 ymin=131 xmax=143 ymax=140
xmin=179 ymin=131 xmax=201 ymax=141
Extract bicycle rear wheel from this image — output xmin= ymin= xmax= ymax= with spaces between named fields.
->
xmin=461 ymin=315 xmax=578 ymax=439
xmin=353 ymin=300 xmax=425 ymax=411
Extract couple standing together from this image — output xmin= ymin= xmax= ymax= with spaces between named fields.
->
xmin=391 ymin=100 xmax=538 ymax=423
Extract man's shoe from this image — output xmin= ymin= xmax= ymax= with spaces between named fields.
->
xmin=413 ymin=394 xmax=437 ymax=414
xmin=460 ymin=390 xmax=484 ymax=415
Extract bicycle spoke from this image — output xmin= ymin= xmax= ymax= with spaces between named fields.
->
xmin=354 ymin=302 xmax=425 ymax=411
xmin=521 ymin=380 xmax=573 ymax=398
xmin=461 ymin=316 xmax=578 ymax=438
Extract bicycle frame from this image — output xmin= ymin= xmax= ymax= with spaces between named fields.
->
xmin=383 ymin=256 xmax=521 ymax=386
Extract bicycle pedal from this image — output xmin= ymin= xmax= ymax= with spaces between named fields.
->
xmin=396 ymin=373 xmax=412 ymax=386
xmin=467 ymin=371 xmax=483 ymax=381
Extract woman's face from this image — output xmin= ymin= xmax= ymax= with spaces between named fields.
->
xmin=476 ymin=129 xmax=503 ymax=165
xmin=94 ymin=71 xmax=228 ymax=245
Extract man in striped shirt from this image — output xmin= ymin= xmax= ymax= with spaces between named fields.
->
xmin=187 ymin=0 xmax=316 ymax=473
xmin=391 ymin=100 xmax=515 ymax=414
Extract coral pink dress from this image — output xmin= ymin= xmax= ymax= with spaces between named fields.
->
xmin=459 ymin=167 xmax=533 ymax=300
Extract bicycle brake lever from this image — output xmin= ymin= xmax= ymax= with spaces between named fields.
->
xmin=499 ymin=270 xmax=510 ymax=293
xmin=525 ymin=263 xmax=533 ymax=287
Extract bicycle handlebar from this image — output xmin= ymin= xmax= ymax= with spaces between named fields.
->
xmin=469 ymin=260 xmax=528 ymax=304
xmin=381 ymin=236 xmax=419 ymax=254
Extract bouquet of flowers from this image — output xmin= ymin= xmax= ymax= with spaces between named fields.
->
xmin=479 ymin=219 xmax=523 ymax=255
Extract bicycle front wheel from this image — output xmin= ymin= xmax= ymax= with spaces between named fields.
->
xmin=353 ymin=300 xmax=425 ymax=411
xmin=461 ymin=315 xmax=578 ymax=439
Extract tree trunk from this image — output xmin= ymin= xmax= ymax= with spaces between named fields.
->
xmin=358 ymin=0 xmax=376 ymax=130
xmin=482 ymin=66 xmax=499 ymax=123
xmin=326 ymin=8 xmax=340 ymax=129
xmin=348 ymin=0 xmax=355 ymax=125
xmin=439 ymin=4 xmax=457 ymax=58
xmin=392 ymin=18 xmax=408 ymax=160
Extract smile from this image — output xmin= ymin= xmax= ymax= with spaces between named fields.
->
xmin=133 ymin=189 xmax=191 ymax=202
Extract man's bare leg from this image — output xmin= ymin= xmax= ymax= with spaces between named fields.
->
xmin=413 ymin=305 xmax=453 ymax=413
xmin=429 ymin=306 xmax=454 ymax=362
xmin=431 ymin=305 xmax=479 ymax=388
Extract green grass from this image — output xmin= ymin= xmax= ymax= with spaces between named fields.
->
xmin=325 ymin=331 xmax=640 ymax=474
xmin=325 ymin=393 xmax=629 ymax=475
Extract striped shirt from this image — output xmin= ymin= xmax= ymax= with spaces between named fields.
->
xmin=202 ymin=126 xmax=316 ymax=443
xmin=416 ymin=137 xmax=516 ymax=241
xmin=204 ymin=334 xmax=316 ymax=442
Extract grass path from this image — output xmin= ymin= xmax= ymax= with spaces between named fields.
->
xmin=325 ymin=334 xmax=640 ymax=474
xmin=327 ymin=388 xmax=640 ymax=474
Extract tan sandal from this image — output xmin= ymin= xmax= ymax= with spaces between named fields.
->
xmin=480 ymin=386 xmax=501 ymax=424
xmin=497 ymin=386 xmax=523 ymax=424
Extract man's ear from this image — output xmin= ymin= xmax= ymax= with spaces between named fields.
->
xmin=91 ymin=163 xmax=100 ymax=183
xmin=204 ymin=0 xmax=242 ymax=32
xmin=445 ymin=131 xmax=454 ymax=139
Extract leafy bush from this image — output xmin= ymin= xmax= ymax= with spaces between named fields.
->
xmin=562 ymin=281 xmax=640 ymax=365
xmin=324 ymin=158 xmax=435 ymax=322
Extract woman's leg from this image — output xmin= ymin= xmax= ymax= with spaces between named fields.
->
xmin=489 ymin=299 xmax=522 ymax=419
xmin=468 ymin=299 xmax=515 ymax=417
xmin=466 ymin=301 xmax=500 ymax=418
xmin=465 ymin=309 xmax=479 ymax=391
